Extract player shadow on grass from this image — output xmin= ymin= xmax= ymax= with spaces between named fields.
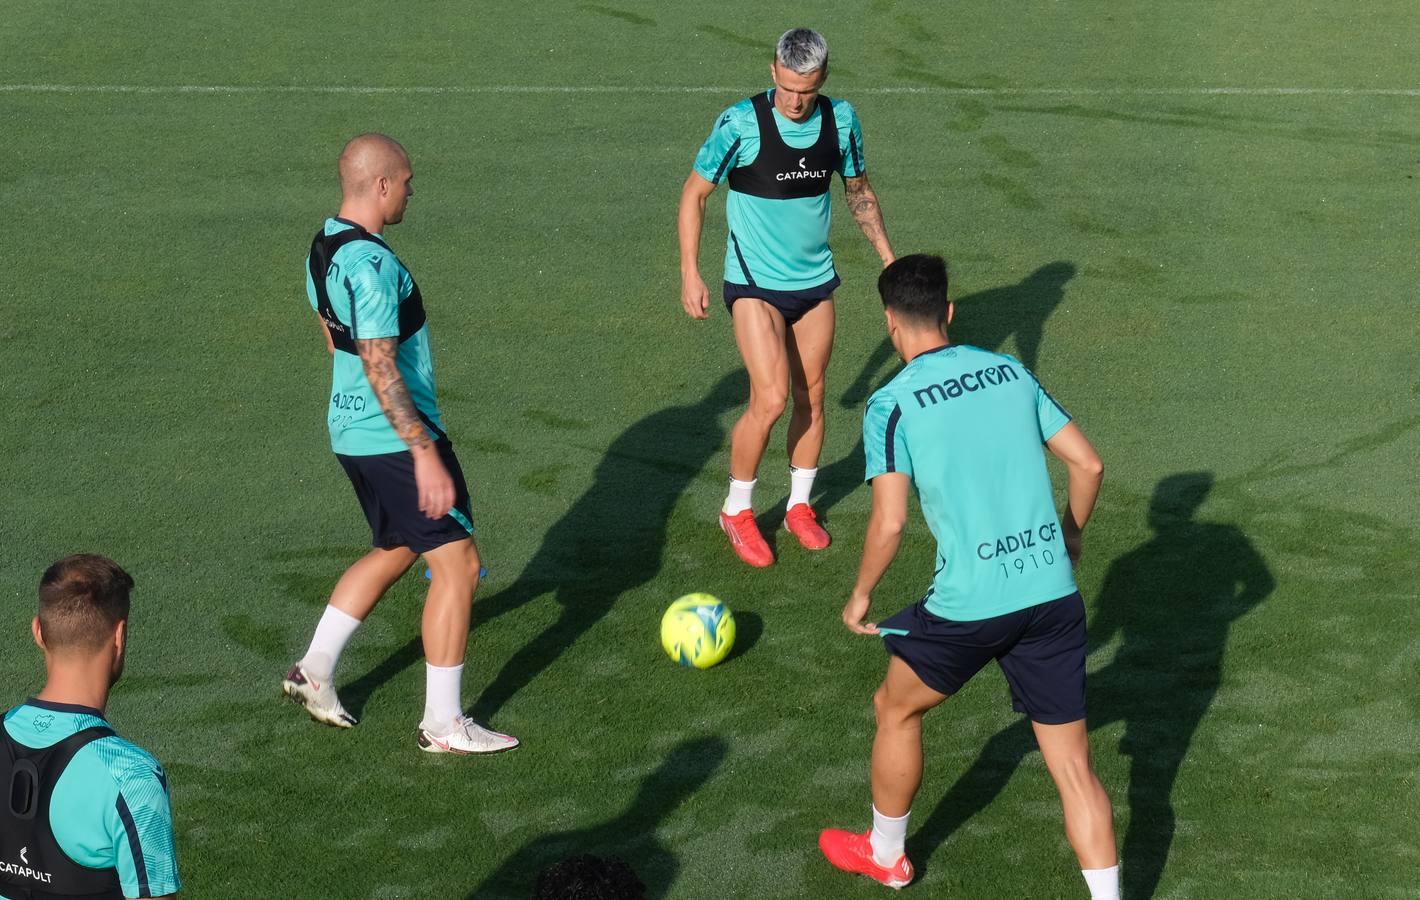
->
xmin=809 ymin=262 xmax=1076 ymax=520
xmin=466 ymin=737 xmax=727 ymax=899
xmin=906 ymin=472 xmax=1275 ymax=898
xmin=339 ymin=372 xmax=749 ymax=721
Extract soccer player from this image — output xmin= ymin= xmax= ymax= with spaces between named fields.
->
xmin=281 ymin=133 xmax=518 ymax=756
xmin=679 ymin=27 xmax=895 ymax=568
xmin=1 ymin=555 xmax=180 ymax=900
xmin=819 ymin=256 xmax=1119 ymax=898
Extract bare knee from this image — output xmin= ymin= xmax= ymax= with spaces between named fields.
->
xmin=749 ymin=388 xmax=789 ymax=423
xmin=790 ymin=384 xmax=825 ymax=422
xmin=427 ymin=542 xmax=480 ymax=598
xmin=1051 ymin=752 xmax=1100 ymax=797
xmin=874 ymin=683 xmax=914 ymax=729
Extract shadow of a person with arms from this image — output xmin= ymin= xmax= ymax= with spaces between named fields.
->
xmin=339 ymin=372 xmax=747 ymax=721
xmin=812 ymin=261 xmax=1076 ymax=519
xmin=467 ymin=737 xmax=728 ymax=899
xmin=1089 ymin=471 xmax=1275 ymax=897
xmin=907 ymin=472 xmax=1275 ymax=898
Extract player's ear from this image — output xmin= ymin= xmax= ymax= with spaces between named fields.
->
xmin=31 ymin=617 xmax=45 ymax=651
xmin=946 ymin=301 xmax=955 ymax=327
xmin=113 ymin=619 xmax=126 ymax=658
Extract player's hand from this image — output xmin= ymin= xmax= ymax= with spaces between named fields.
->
xmin=412 ymin=445 xmax=455 ymax=520
xmin=1062 ymin=519 xmax=1083 ymax=566
xmin=681 ymin=273 xmax=710 ymax=320
xmin=842 ymin=591 xmax=879 ymax=635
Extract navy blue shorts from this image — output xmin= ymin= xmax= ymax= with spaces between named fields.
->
xmin=880 ymin=592 xmax=1087 ymax=725
xmin=723 ymin=275 xmax=840 ymax=326
xmin=336 ymin=439 xmax=474 ymax=554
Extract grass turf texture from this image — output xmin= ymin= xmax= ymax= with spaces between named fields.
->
xmin=2 ymin=1 xmax=1419 ymax=897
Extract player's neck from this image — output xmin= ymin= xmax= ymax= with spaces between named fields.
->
xmin=36 ymin=659 xmax=112 ymax=715
xmin=334 ymin=204 xmax=387 ymax=237
xmin=899 ymin=329 xmax=951 ymax=363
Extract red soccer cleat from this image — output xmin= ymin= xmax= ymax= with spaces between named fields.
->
xmin=719 ymin=509 xmax=774 ymax=568
xmin=818 ymin=828 xmax=914 ymax=889
xmin=784 ymin=503 xmax=831 ymax=550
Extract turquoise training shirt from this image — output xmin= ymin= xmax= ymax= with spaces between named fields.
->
xmin=693 ymin=92 xmax=865 ymax=291
xmin=1 ymin=701 xmax=179 ymax=900
xmin=305 ymin=218 xmax=445 ymax=456
xmin=863 ymin=345 xmax=1078 ymax=621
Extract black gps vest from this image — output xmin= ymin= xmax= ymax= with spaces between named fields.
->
xmin=307 ymin=218 xmax=427 ymax=356
xmin=0 ymin=726 xmax=123 ymax=900
xmin=726 ymin=91 xmax=841 ymax=200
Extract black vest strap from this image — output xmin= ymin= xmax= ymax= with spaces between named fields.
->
xmin=308 ymin=221 xmax=427 ymax=355
xmin=1 ymin=725 xmax=124 ymax=900
xmin=726 ymin=91 xmax=840 ymax=200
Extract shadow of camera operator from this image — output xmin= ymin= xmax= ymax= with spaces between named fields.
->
xmin=907 ymin=472 xmax=1274 ymax=897
xmin=467 ymin=737 xmax=727 ymax=899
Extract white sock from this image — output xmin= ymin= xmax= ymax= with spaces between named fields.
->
xmin=788 ymin=466 xmax=818 ymax=507
xmin=421 ymin=663 xmax=464 ymax=730
xmin=301 ymin=605 xmax=362 ymax=681
xmin=869 ymin=805 xmax=909 ymax=867
xmin=722 ymin=477 xmax=756 ymax=515
xmin=1082 ymin=865 xmax=1120 ymax=900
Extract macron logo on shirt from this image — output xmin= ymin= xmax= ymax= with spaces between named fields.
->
xmin=912 ymin=363 xmax=1020 ymax=409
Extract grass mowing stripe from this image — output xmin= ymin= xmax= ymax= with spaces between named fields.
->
xmin=3 ymin=83 xmax=1420 ymax=96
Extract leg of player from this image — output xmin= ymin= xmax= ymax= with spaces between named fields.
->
xmin=721 ymin=299 xmax=789 ymax=567
xmin=283 ymin=546 xmax=418 ymax=728
xmin=821 ymin=656 xmax=946 ymax=888
xmin=1033 ymin=719 xmax=1119 ymax=899
xmin=783 ymin=298 xmax=834 ymax=550
xmin=417 ymin=537 xmax=518 ymax=755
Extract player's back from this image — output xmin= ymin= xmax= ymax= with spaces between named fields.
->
xmin=866 ymin=344 xmax=1076 ymax=620
xmin=1 ymin=701 xmax=180 ymax=900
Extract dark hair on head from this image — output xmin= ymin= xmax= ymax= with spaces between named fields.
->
xmin=877 ymin=254 xmax=950 ymax=328
xmin=533 ymin=855 xmax=645 ymax=900
xmin=38 ymin=555 xmax=133 ymax=652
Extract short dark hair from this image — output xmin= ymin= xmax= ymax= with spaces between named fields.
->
xmin=878 ymin=254 xmax=950 ymax=328
xmin=38 ymin=555 xmax=133 ymax=652
xmin=533 ymin=855 xmax=645 ymax=900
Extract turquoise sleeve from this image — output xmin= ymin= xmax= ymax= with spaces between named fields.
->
xmin=693 ymin=106 xmax=743 ymax=184
xmin=863 ymin=394 xmax=911 ymax=481
xmin=339 ymin=248 xmax=401 ymax=340
xmin=836 ymin=100 xmax=865 ymax=177
xmin=111 ymin=761 xmax=181 ymax=898
xmin=1032 ymin=372 xmax=1072 ymax=441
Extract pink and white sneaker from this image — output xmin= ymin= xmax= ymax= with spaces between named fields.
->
xmin=282 ymin=662 xmax=357 ymax=728
xmin=417 ymin=715 xmax=519 ymax=755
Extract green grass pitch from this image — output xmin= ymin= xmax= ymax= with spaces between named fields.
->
xmin=2 ymin=2 xmax=1418 ymax=897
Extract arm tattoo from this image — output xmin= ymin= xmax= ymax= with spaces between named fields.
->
xmin=357 ymin=338 xmax=432 ymax=450
xmin=844 ymin=174 xmax=891 ymax=256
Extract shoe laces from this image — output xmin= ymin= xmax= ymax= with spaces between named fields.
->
xmin=727 ymin=510 xmax=762 ymax=540
xmin=789 ymin=504 xmax=819 ymax=523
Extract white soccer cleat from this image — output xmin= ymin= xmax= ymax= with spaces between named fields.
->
xmin=417 ymin=715 xmax=519 ymax=755
xmin=282 ymin=662 xmax=358 ymax=728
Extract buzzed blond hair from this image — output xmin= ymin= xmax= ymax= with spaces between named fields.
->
xmin=338 ymin=133 xmax=409 ymax=199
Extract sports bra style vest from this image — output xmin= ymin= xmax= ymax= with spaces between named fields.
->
xmin=726 ymin=91 xmax=841 ymax=200
xmin=0 ymin=726 xmax=123 ymax=900
xmin=308 ymin=218 xmax=426 ymax=355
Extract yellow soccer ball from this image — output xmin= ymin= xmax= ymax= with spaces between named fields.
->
xmin=660 ymin=593 xmax=736 ymax=669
